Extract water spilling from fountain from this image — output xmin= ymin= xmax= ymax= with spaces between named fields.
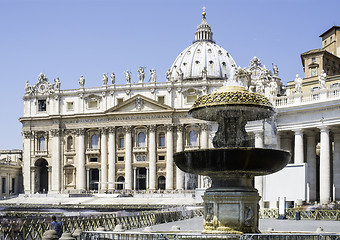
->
xmin=174 ymin=73 xmax=290 ymax=234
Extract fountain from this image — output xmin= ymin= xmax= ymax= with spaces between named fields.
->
xmin=174 ymin=80 xmax=290 ymax=233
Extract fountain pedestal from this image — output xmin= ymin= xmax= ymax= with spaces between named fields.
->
xmin=202 ymin=175 xmax=260 ymax=233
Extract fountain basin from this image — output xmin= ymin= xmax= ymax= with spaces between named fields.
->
xmin=174 ymin=148 xmax=290 ymax=177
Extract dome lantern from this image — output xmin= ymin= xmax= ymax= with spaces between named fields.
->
xmin=194 ymin=8 xmax=214 ymax=43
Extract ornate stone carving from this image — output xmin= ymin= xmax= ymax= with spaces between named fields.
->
xmin=24 ymin=73 xmax=55 ymax=96
xmin=138 ymin=67 xmax=146 ymax=83
xmin=149 ymin=125 xmax=157 ymax=132
xmin=126 ymin=89 xmax=131 ymax=95
xmin=200 ymin=123 xmax=209 ymax=131
xmin=99 ymin=127 xmax=108 ymax=135
xmin=123 ymin=126 xmax=132 ymax=132
xmin=150 ymin=69 xmax=156 ymax=83
xmin=79 ymin=75 xmax=85 ymax=88
xmin=84 ymin=94 xmax=102 ymax=102
xmin=75 ymin=128 xmax=86 ymax=136
xmin=135 ymin=97 xmax=144 ymax=111
xmin=150 ymin=88 xmax=155 ymax=94
xmin=108 ymin=127 xmax=116 ymax=134
xmin=50 ymin=129 xmax=61 ymax=137
xmin=125 ymin=70 xmax=131 ymax=84
xmin=23 ymin=131 xmax=33 ymax=139
xmin=166 ymin=124 xmax=174 ymax=132
xmin=102 ymin=73 xmax=108 ymax=86
xmin=176 ymin=125 xmax=184 ymax=132
xmin=294 ymin=74 xmax=302 ymax=93
xmin=110 ymin=72 xmax=115 ymax=85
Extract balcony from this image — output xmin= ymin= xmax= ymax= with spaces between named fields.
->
xmin=35 ymin=151 xmax=48 ymax=157
xmin=86 ymin=148 xmax=100 ymax=155
xmin=65 ymin=148 xmax=76 ymax=156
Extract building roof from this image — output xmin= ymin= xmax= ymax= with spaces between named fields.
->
xmin=319 ymin=25 xmax=340 ymax=37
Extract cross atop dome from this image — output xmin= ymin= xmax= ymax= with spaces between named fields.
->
xmin=194 ymin=8 xmax=214 ymax=43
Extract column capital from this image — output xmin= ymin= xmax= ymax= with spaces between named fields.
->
xmin=200 ymin=123 xmax=209 ymax=131
xmin=293 ymin=129 xmax=304 ymax=134
xmin=166 ymin=124 xmax=174 ymax=132
xmin=148 ymin=125 xmax=157 ymax=132
xmin=318 ymin=126 xmax=330 ymax=132
xmin=123 ymin=126 xmax=133 ymax=133
xmin=176 ymin=124 xmax=184 ymax=132
xmin=108 ymin=126 xmax=116 ymax=134
xmin=23 ymin=131 xmax=34 ymax=139
xmin=50 ymin=129 xmax=61 ymax=137
xmin=75 ymin=128 xmax=86 ymax=136
xmin=99 ymin=127 xmax=108 ymax=135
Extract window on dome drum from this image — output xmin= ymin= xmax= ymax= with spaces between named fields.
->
xmin=67 ymin=136 xmax=73 ymax=150
xmin=195 ymin=60 xmax=200 ymax=64
xmin=39 ymin=136 xmax=46 ymax=151
xmin=90 ymin=158 xmax=97 ymax=162
xmin=209 ymin=60 xmax=213 ymax=64
xmin=222 ymin=62 xmax=226 ymax=66
xmin=159 ymin=133 xmax=165 ymax=147
xmin=118 ymin=156 xmax=124 ymax=162
xmin=158 ymin=155 xmax=165 ymax=161
xmin=189 ymin=130 xmax=198 ymax=146
xmin=157 ymin=96 xmax=165 ymax=104
xmin=187 ymin=95 xmax=197 ymax=104
xmin=67 ymin=102 xmax=74 ymax=111
xmin=117 ymin=98 xmax=124 ymax=105
xmin=138 ymin=132 xmax=146 ymax=147
xmin=312 ymin=58 xmax=316 ymax=62
xmin=310 ymin=67 xmax=317 ymax=77
xmin=118 ymin=135 xmax=125 ymax=149
xmin=324 ymin=40 xmax=327 ymax=46
xmin=38 ymin=100 xmax=46 ymax=112
xmin=88 ymin=100 xmax=98 ymax=109
xmin=90 ymin=134 xmax=99 ymax=149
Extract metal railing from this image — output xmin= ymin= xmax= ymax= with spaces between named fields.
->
xmin=260 ymin=209 xmax=340 ymax=221
xmin=79 ymin=232 xmax=340 ymax=240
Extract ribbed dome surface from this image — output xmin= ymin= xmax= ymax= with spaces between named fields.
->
xmin=168 ymin=11 xmax=236 ymax=81
xmin=169 ymin=41 xmax=236 ymax=81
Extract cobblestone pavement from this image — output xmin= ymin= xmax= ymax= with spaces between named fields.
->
xmin=132 ymin=217 xmax=340 ymax=233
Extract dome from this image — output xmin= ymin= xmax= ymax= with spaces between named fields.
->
xmin=168 ymin=11 xmax=236 ymax=81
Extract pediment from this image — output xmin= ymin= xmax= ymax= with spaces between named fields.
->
xmin=106 ymin=94 xmax=173 ymax=113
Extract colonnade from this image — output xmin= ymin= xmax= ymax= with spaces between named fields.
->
xmin=255 ymin=126 xmax=340 ymax=205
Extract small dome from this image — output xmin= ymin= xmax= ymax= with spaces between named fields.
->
xmin=169 ymin=10 xmax=236 ymax=81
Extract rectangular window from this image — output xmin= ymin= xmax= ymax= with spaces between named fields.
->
xmin=118 ymin=156 xmax=124 ymax=162
xmin=67 ymin=102 xmax=74 ymax=111
xmin=117 ymin=98 xmax=124 ymax=105
xmin=2 ymin=178 xmax=6 ymax=194
xmin=136 ymin=155 xmax=146 ymax=162
xmin=330 ymin=36 xmax=333 ymax=42
xmin=158 ymin=155 xmax=165 ymax=161
xmin=38 ymin=100 xmax=46 ymax=112
xmin=119 ymin=137 xmax=124 ymax=149
xmin=157 ymin=96 xmax=165 ymax=104
xmin=90 ymin=158 xmax=97 ymax=162
xmin=312 ymin=57 xmax=316 ymax=62
xmin=88 ymin=100 xmax=98 ymax=109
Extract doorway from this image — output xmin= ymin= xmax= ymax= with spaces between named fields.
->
xmin=35 ymin=159 xmax=48 ymax=193
xmin=136 ymin=167 xmax=146 ymax=190
xmin=89 ymin=169 xmax=99 ymax=191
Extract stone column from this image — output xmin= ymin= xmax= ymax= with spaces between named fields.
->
xmin=319 ymin=127 xmax=331 ymax=204
xmin=333 ymin=132 xmax=340 ymax=201
xmin=254 ymin=130 xmax=264 ymax=207
xmin=76 ymin=129 xmax=86 ymax=191
xmin=124 ymin=126 xmax=133 ymax=190
xmin=100 ymin=128 xmax=108 ymax=191
xmin=306 ymin=132 xmax=317 ymax=202
xmin=166 ymin=124 xmax=174 ymax=190
xmin=86 ymin=169 xmax=90 ymax=190
xmin=50 ymin=129 xmax=61 ymax=193
xmin=149 ymin=125 xmax=157 ymax=190
xmin=133 ymin=167 xmax=137 ymax=190
xmin=108 ymin=127 xmax=116 ymax=190
xmin=276 ymin=131 xmax=281 ymax=150
xmin=176 ymin=125 xmax=184 ymax=190
xmin=294 ymin=129 xmax=304 ymax=164
xmin=31 ymin=168 xmax=36 ymax=194
xmin=200 ymin=123 xmax=209 ymax=149
xmin=146 ymin=167 xmax=149 ymax=190
xmin=23 ymin=131 xmax=33 ymax=194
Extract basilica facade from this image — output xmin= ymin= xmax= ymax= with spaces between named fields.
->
xmin=20 ymin=13 xmax=340 ymax=207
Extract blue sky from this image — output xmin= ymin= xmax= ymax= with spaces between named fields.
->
xmin=0 ymin=0 xmax=339 ymax=149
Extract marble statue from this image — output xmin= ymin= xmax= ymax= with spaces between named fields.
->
xmin=236 ymin=67 xmax=251 ymax=90
xmin=125 ymin=71 xmax=131 ymax=84
xmin=273 ymin=64 xmax=279 ymax=76
xmin=54 ymin=77 xmax=61 ymax=90
xmin=166 ymin=68 xmax=171 ymax=82
xmin=319 ymin=70 xmax=327 ymax=89
xmin=138 ymin=67 xmax=145 ymax=83
xmin=202 ymin=67 xmax=207 ymax=80
xmin=102 ymin=73 xmax=108 ymax=86
xmin=294 ymin=74 xmax=302 ymax=93
xmin=269 ymin=79 xmax=278 ymax=97
xmin=176 ymin=67 xmax=184 ymax=82
xmin=150 ymin=69 xmax=157 ymax=83
xmin=25 ymin=81 xmax=30 ymax=93
xmin=79 ymin=75 xmax=85 ymax=88
xmin=38 ymin=73 xmax=46 ymax=82
xmin=110 ymin=72 xmax=115 ymax=85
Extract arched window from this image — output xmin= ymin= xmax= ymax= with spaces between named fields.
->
xmin=117 ymin=176 xmax=125 ymax=190
xmin=158 ymin=176 xmax=166 ymax=190
xmin=159 ymin=133 xmax=165 ymax=147
xmin=118 ymin=135 xmax=124 ymax=149
xmin=67 ymin=136 xmax=73 ymax=150
xmin=39 ymin=136 xmax=46 ymax=151
xmin=91 ymin=134 xmax=98 ymax=149
xmin=189 ymin=130 xmax=198 ymax=146
xmin=138 ymin=132 xmax=146 ymax=147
